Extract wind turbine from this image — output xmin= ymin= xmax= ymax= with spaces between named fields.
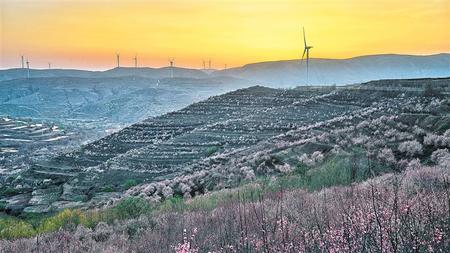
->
xmin=48 ymin=62 xmax=51 ymax=69
xmin=21 ymin=56 xmax=24 ymax=69
xmin=26 ymin=58 xmax=30 ymax=78
xmin=116 ymin=53 xmax=120 ymax=68
xmin=169 ymin=58 xmax=175 ymax=78
xmin=133 ymin=54 xmax=138 ymax=68
xmin=202 ymin=59 xmax=206 ymax=70
xmin=301 ymin=27 xmax=313 ymax=85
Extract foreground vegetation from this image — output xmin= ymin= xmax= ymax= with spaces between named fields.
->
xmin=1 ymin=84 xmax=448 ymax=252
xmin=0 ymin=151 xmax=448 ymax=252
xmin=0 ymin=152 xmax=384 ymax=240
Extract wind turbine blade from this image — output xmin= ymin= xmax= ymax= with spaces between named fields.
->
xmin=301 ymin=49 xmax=307 ymax=61
xmin=303 ymin=27 xmax=307 ymax=47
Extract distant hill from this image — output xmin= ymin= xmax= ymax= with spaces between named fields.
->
xmin=0 ymin=75 xmax=249 ymax=126
xmin=0 ymin=68 xmax=96 ymax=81
xmin=0 ymin=67 xmax=209 ymax=82
xmin=213 ymin=53 xmax=450 ymax=86
xmin=1 ymin=54 xmax=449 ymax=86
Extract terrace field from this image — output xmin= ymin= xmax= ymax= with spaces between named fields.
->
xmin=1 ymin=78 xmax=448 ymax=217
xmin=0 ymin=78 xmax=448 ymax=252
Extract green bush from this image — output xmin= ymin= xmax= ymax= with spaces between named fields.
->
xmin=101 ymin=185 xmax=115 ymax=192
xmin=0 ymin=187 xmax=21 ymax=197
xmin=273 ymin=152 xmax=372 ymax=191
xmin=37 ymin=209 xmax=84 ymax=234
xmin=0 ymin=201 xmax=6 ymax=211
xmin=0 ymin=218 xmax=35 ymax=239
xmin=157 ymin=195 xmax=186 ymax=212
xmin=206 ymin=146 xmax=219 ymax=156
xmin=307 ymin=155 xmax=353 ymax=190
xmin=293 ymin=162 xmax=308 ymax=176
xmin=108 ymin=197 xmax=151 ymax=220
xmin=123 ymin=179 xmax=138 ymax=190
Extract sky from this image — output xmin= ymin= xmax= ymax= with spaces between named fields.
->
xmin=1 ymin=0 xmax=449 ymax=70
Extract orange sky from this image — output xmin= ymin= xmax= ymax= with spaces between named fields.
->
xmin=1 ymin=0 xmax=449 ymax=70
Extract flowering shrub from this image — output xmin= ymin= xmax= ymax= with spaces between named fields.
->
xmin=173 ymin=228 xmax=198 ymax=253
xmin=1 ymin=161 xmax=448 ymax=253
xmin=377 ymin=147 xmax=396 ymax=164
xmin=424 ymin=133 xmax=450 ymax=148
xmin=299 ymin=151 xmax=324 ymax=167
xmin=398 ymin=140 xmax=423 ymax=157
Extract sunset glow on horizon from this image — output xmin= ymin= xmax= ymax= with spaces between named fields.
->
xmin=1 ymin=0 xmax=449 ymax=70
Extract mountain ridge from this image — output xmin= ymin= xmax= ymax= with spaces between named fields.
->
xmin=2 ymin=53 xmax=449 ymax=86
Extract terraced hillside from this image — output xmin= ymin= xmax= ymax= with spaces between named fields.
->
xmin=1 ymin=78 xmax=449 ymax=214
xmin=0 ymin=118 xmax=78 ymax=170
xmin=0 ymin=76 xmax=249 ymax=125
xmin=0 ymin=75 xmax=250 ymax=174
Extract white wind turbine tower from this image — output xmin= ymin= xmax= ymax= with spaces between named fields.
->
xmin=169 ymin=58 xmax=175 ymax=78
xmin=133 ymin=54 xmax=138 ymax=68
xmin=26 ymin=58 xmax=30 ymax=78
xmin=301 ymin=27 xmax=313 ymax=86
xmin=116 ymin=53 xmax=120 ymax=68
xmin=21 ymin=56 xmax=24 ymax=69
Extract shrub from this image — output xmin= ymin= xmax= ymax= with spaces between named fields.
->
xmin=431 ymin=149 xmax=450 ymax=165
xmin=0 ymin=218 xmax=35 ymax=239
xmin=123 ymin=179 xmax=138 ymax=190
xmin=37 ymin=209 xmax=85 ymax=234
xmin=108 ymin=197 xmax=151 ymax=220
xmin=161 ymin=186 xmax=174 ymax=199
xmin=92 ymin=222 xmax=112 ymax=242
xmin=299 ymin=151 xmax=324 ymax=167
xmin=0 ymin=187 xmax=21 ymax=197
xmin=307 ymin=155 xmax=353 ymax=190
xmin=157 ymin=195 xmax=186 ymax=212
xmin=377 ymin=147 xmax=396 ymax=164
xmin=293 ymin=162 xmax=308 ymax=176
xmin=206 ymin=146 xmax=219 ymax=156
xmin=101 ymin=185 xmax=115 ymax=192
xmin=398 ymin=140 xmax=423 ymax=157
xmin=0 ymin=201 xmax=6 ymax=211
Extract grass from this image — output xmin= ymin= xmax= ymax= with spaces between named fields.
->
xmin=0 ymin=187 xmax=22 ymax=197
xmin=206 ymin=146 xmax=220 ymax=156
xmin=123 ymin=179 xmax=139 ymax=190
xmin=0 ymin=198 xmax=151 ymax=239
xmin=0 ymin=150 xmax=393 ymax=240
xmin=0 ymin=201 xmax=6 ymax=212
xmin=99 ymin=185 xmax=115 ymax=192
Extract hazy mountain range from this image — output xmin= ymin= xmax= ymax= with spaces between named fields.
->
xmin=1 ymin=54 xmax=449 ymax=86
xmin=216 ymin=53 xmax=450 ymax=86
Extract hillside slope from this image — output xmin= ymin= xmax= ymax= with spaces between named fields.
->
xmin=0 ymin=76 xmax=248 ymax=124
xmin=0 ymin=78 xmax=448 ymax=214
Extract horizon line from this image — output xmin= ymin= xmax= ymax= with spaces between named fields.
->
xmin=1 ymin=52 xmax=448 ymax=72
